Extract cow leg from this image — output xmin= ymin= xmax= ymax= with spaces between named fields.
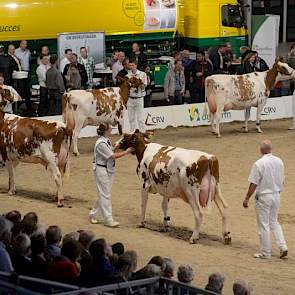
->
xmin=7 ymin=160 xmax=18 ymax=195
xmin=214 ymin=113 xmax=221 ymax=138
xmin=48 ymin=163 xmax=64 ymax=207
xmin=162 ymin=197 xmax=170 ymax=231
xmin=214 ymin=184 xmax=231 ymax=244
xmin=186 ymin=188 xmax=203 ymax=244
xmin=72 ymin=118 xmax=85 ymax=156
xmin=256 ymin=104 xmax=264 ymax=133
xmin=210 ymin=113 xmax=217 ymax=135
xmin=244 ymin=108 xmax=251 ymax=132
xmin=138 ymin=188 xmax=149 ymax=228
xmin=118 ymin=122 xmax=123 ymax=135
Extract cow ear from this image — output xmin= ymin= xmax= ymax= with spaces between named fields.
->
xmin=117 ymin=76 xmax=125 ymax=83
xmin=144 ymin=131 xmax=154 ymax=139
xmin=134 ymin=129 xmax=140 ymax=134
xmin=275 ymin=56 xmax=284 ymax=63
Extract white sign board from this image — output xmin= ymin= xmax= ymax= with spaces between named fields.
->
xmin=58 ymin=31 xmax=105 ymax=64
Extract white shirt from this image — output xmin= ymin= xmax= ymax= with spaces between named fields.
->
xmin=14 ymin=48 xmax=31 ymax=72
xmin=60 ymin=57 xmax=70 ymax=73
xmin=248 ymin=153 xmax=284 ymax=195
xmin=127 ymin=70 xmax=147 ymax=98
xmin=36 ymin=64 xmax=50 ymax=87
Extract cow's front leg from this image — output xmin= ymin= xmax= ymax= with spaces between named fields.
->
xmin=162 ymin=197 xmax=170 ymax=231
xmin=214 ymin=113 xmax=221 ymax=138
xmin=138 ymin=188 xmax=148 ymax=228
xmin=7 ymin=161 xmax=17 ymax=195
xmin=214 ymin=184 xmax=231 ymax=244
xmin=72 ymin=118 xmax=85 ymax=156
xmin=48 ymin=163 xmax=64 ymax=207
xmin=244 ymin=108 xmax=251 ymax=132
xmin=256 ymin=104 xmax=264 ymax=133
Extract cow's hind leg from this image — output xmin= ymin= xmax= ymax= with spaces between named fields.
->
xmin=214 ymin=113 xmax=222 ymax=138
xmin=256 ymin=104 xmax=264 ymax=133
xmin=162 ymin=197 xmax=170 ymax=231
xmin=48 ymin=163 xmax=64 ymax=207
xmin=7 ymin=160 xmax=18 ymax=195
xmin=186 ymin=188 xmax=203 ymax=244
xmin=72 ymin=117 xmax=86 ymax=156
xmin=244 ymin=108 xmax=251 ymax=132
xmin=138 ymin=188 xmax=149 ymax=228
xmin=214 ymin=183 xmax=231 ymax=244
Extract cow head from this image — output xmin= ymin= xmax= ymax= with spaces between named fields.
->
xmin=274 ymin=57 xmax=295 ymax=80
xmin=118 ymin=76 xmax=144 ymax=105
xmin=0 ymin=87 xmax=14 ymax=110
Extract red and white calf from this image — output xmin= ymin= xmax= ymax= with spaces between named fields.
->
xmin=0 ymin=93 xmax=71 ymax=207
xmin=62 ymin=77 xmax=143 ymax=156
xmin=117 ymin=130 xmax=230 ymax=244
xmin=205 ymin=58 xmax=295 ymax=137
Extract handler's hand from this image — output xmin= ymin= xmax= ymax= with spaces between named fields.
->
xmin=243 ymin=199 xmax=249 ymax=208
xmin=126 ymin=147 xmax=135 ymax=154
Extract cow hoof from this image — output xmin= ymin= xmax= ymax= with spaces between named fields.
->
xmin=189 ymin=237 xmax=199 ymax=244
xmin=8 ymin=190 xmax=16 ymax=195
xmin=57 ymin=203 xmax=64 ymax=208
xmin=138 ymin=222 xmax=146 ymax=228
xmin=257 ymin=129 xmax=263 ymax=134
xmin=73 ymin=152 xmax=80 ymax=157
xmin=223 ymin=232 xmax=232 ymax=245
xmin=216 ymin=134 xmax=221 ymax=138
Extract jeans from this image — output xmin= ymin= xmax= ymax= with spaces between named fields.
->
xmin=48 ymin=90 xmax=62 ymax=115
xmin=169 ymin=90 xmax=183 ymax=105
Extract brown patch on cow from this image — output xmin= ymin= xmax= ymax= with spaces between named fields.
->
xmin=233 ymin=76 xmax=255 ymax=101
xmin=72 ymin=104 xmax=78 ymax=111
xmin=116 ymin=105 xmax=124 ymax=119
xmin=209 ymin=156 xmax=219 ymax=183
xmin=149 ymin=146 xmax=176 ymax=185
xmin=186 ymin=156 xmax=209 ymax=186
xmin=264 ymin=66 xmax=279 ymax=94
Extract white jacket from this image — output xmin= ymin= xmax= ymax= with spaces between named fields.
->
xmin=127 ymin=70 xmax=147 ymax=98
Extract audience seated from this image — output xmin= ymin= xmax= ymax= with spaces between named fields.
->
xmin=205 ymin=272 xmax=225 ymax=294
xmin=30 ymin=234 xmax=48 ymax=278
xmin=0 ymin=216 xmax=14 ymax=272
xmin=233 ymin=280 xmax=252 ymax=295
xmin=177 ymin=265 xmax=194 ymax=284
xmin=162 ymin=257 xmax=175 ymax=279
xmin=45 ymin=225 xmax=62 ymax=260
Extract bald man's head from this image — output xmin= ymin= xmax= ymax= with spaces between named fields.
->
xmin=260 ymin=139 xmax=272 ymax=155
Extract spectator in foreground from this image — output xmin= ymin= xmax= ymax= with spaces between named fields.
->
xmin=78 ymin=230 xmax=95 ymax=273
xmin=112 ymin=51 xmax=125 ymax=84
xmin=124 ymin=250 xmax=138 ymax=275
xmin=205 ymin=272 xmax=225 ymax=294
xmin=233 ymin=280 xmax=252 ymax=295
xmin=162 ymin=257 xmax=175 ymax=279
xmin=60 ymin=48 xmax=72 ymax=73
xmin=130 ymin=43 xmax=148 ymax=71
xmin=46 ymin=55 xmax=65 ymax=115
xmin=36 ymin=54 xmax=50 ymax=116
xmin=78 ymin=47 xmax=95 ymax=88
xmin=108 ymin=254 xmax=133 ymax=284
xmin=45 ymin=225 xmax=62 ymax=260
xmin=164 ymin=59 xmax=185 ymax=105
xmin=177 ymin=265 xmax=194 ymax=284
xmin=0 ymin=216 xmax=14 ymax=272
xmin=112 ymin=242 xmax=125 ymax=256
xmin=30 ymin=234 xmax=48 ymax=278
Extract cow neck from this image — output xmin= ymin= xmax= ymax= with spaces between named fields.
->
xmin=134 ymin=140 xmax=147 ymax=163
xmin=265 ymin=66 xmax=278 ymax=91
xmin=119 ymin=84 xmax=130 ymax=105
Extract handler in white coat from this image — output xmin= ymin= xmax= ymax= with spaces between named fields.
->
xmin=243 ymin=140 xmax=288 ymax=259
xmin=89 ymin=124 xmax=133 ymax=227
xmin=289 ymin=90 xmax=295 ymax=130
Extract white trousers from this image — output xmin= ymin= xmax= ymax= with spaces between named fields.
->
xmin=90 ymin=167 xmax=114 ymax=223
xmin=127 ymin=97 xmax=146 ymax=133
xmin=255 ymin=193 xmax=287 ymax=257
xmin=292 ymin=90 xmax=295 ymax=126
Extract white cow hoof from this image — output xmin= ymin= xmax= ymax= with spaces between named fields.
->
xmin=8 ymin=190 xmax=16 ymax=195
xmin=189 ymin=238 xmax=199 ymax=244
xmin=216 ymin=134 xmax=221 ymax=138
xmin=244 ymin=128 xmax=249 ymax=133
xmin=73 ymin=151 xmax=80 ymax=157
xmin=256 ymin=129 xmax=263 ymax=134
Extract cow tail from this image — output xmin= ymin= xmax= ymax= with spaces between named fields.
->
xmin=62 ymin=92 xmax=75 ymax=135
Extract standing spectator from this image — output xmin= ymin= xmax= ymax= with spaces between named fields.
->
xmin=45 ymin=225 xmax=62 ymax=260
xmin=209 ymin=44 xmax=229 ymax=74
xmin=177 ymin=265 xmax=194 ymax=284
xmin=243 ymin=140 xmax=288 ymax=259
xmin=37 ymin=45 xmax=50 ymax=64
xmin=287 ymin=48 xmax=295 ymax=69
xmin=78 ymin=47 xmax=95 ymax=88
xmin=205 ymin=272 xmax=225 ymax=294
xmin=182 ymin=50 xmax=195 ymax=99
xmin=253 ymin=51 xmax=269 ymax=72
xmin=242 ymin=53 xmax=259 ymax=74
xmin=15 ymin=40 xmax=32 ymax=112
xmin=46 ymin=55 xmax=65 ymax=115
xmin=225 ymin=42 xmax=234 ymax=62
xmin=233 ymin=280 xmax=252 ymax=295
xmin=0 ymin=44 xmax=14 ymax=86
xmin=0 ymin=216 xmax=14 ymax=272
xmin=126 ymin=59 xmax=148 ymax=132
xmin=116 ymin=57 xmax=130 ymax=81
xmin=36 ymin=55 xmax=50 ymax=116
xmin=130 ymin=43 xmax=148 ymax=71
xmin=11 ymin=233 xmax=32 ymax=275
xmin=164 ymin=60 xmax=185 ymax=105
xmin=144 ymin=66 xmax=153 ymax=108
xmin=89 ymin=124 xmax=133 ymax=227
xmin=112 ymin=51 xmax=125 ymax=84
xmin=190 ymin=51 xmax=213 ymax=103
xmin=60 ymin=49 xmax=72 ymax=73
xmin=168 ymin=51 xmax=182 ymax=71
xmin=240 ymin=46 xmax=251 ymax=63
xmin=63 ymin=53 xmax=88 ymax=90
xmin=7 ymin=44 xmax=22 ymax=72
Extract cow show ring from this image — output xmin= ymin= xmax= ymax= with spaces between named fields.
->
xmin=1 ymin=97 xmax=295 ymax=295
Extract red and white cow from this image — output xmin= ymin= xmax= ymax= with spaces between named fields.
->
xmin=0 ymin=90 xmax=71 ymax=207
xmin=62 ymin=77 xmax=143 ymax=156
xmin=205 ymin=58 xmax=295 ymax=137
xmin=117 ymin=130 xmax=230 ymax=244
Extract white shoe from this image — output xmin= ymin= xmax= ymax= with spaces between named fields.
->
xmin=90 ymin=217 xmax=99 ymax=224
xmin=105 ymin=220 xmax=120 ymax=228
xmin=253 ymin=253 xmax=271 ymax=259
xmin=288 ymin=126 xmax=295 ymax=130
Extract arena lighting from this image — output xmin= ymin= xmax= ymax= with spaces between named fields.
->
xmin=4 ymin=3 xmax=19 ymax=9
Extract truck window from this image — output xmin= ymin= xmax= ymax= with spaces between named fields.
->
xmin=221 ymin=4 xmax=245 ymax=28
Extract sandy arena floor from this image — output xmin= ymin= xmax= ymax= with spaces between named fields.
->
xmin=1 ymin=119 xmax=295 ymax=295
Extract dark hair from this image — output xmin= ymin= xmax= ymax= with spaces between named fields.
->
xmin=0 ymin=73 xmax=4 ymax=79
xmin=23 ymin=212 xmax=38 ymax=224
xmin=112 ymin=242 xmax=125 ymax=256
xmin=80 ymin=46 xmax=86 ymax=51
xmin=21 ymin=212 xmax=38 ymax=236
xmin=65 ymin=49 xmax=72 ymax=54
xmin=50 ymin=54 xmax=58 ymax=65
xmin=97 ymin=123 xmax=109 ymax=136
xmin=148 ymin=256 xmax=164 ymax=268
xmin=72 ymin=53 xmax=78 ymax=58
xmin=116 ymin=254 xmax=133 ymax=272
xmin=129 ymin=58 xmax=138 ymax=65
xmin=31 ymin=234 xmax=46 ymax=255
xmin=218 ymin=44 xmax=227 ymax=49
xmin=196 ymin=50 xmax=205 ymax=56
xmin=61 ymin=240 xmax=81 ymax=262
xmin=46 ymin=225 xmax=62 ymax=245
xmin=39 ymin=54 xmax=48 ymax=60
xmin=5 ymin=211 xmax=21 ymax=224
xmin=122 ymin=57 xmax=129 ymax=66
xmin=172 ymin=51 xmax=180 ymax=58
xmin=89 ymin=238 xmax=107 ymax=261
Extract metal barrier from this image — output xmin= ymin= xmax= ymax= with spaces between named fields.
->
xmin=0 ymin=272 xmax=217 ymax=295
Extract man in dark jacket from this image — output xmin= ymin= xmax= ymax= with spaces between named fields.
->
xmin=63 ymin=53 xmax=88 ymax=89
xmin=190 ymin=51 xmax=213 ymax=103
xmin=129 ymin=43 xmax=148 ymax=71
xmin=209 ymin=44 xmax=230 ymax=74
xmin=253 ymin=51 xmax=269 ymax=72
xmin=116 ymin=57 xmax=130 ymax=82
xmin=0 ymin=45 xmax=14 ymax=86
